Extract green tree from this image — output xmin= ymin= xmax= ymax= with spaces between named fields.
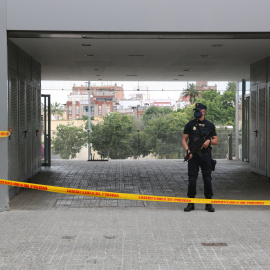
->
xmin=52 ymin=123 xmax=88 ymax=159
xmin=179 ymin=82 xmax=236 ymax=159
xmin=80 ymin=115 xmax=94 ymax=121
xmin=143 ymin=106 xmax=173 ymax=123
xmin=50 ymin=102 xmax=65 ymax=119
xmin=142 ymin=112 xmax=189 ymax=158
xmin=190 ymin=82 xmax=236 ymax=126
xmin=90 ymin=112 xmax=137 ymax=159
xmin=182 ymin=83 xmax=200 ymax=104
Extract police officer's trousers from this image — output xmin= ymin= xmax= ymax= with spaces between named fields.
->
xmin=187 ymin=151 xmax=213 ymax=198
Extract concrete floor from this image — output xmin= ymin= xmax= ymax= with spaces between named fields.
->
xmin=1 ymin=159 xmax=270 ymax=270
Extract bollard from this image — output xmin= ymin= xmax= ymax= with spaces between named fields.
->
xmin=228 ymin=133 xmax=232 ymax=160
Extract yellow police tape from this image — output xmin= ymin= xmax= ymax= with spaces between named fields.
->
xmin=0 ymin=179 xmax=269 ymax=205
xmin=0 ymin=131 xmax=10 ymax=137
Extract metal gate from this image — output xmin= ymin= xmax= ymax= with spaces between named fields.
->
xmin=242 ymin=95 xmax=250 ymax=162
xmin=41 ymin=95 xmax=51 ymax=166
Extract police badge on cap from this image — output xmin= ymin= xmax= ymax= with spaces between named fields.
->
xmin=193 ymin=103 xmax=207 ymax=110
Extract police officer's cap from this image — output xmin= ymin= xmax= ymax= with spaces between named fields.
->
xmin=193 ymin=103 xmax=207 ymax=110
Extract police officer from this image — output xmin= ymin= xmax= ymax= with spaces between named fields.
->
xmin=182 ymin=103 xmax=218 ymax=212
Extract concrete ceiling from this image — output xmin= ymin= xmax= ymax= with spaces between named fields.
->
xmin=8 ymin=32 xmax=270 ymax=81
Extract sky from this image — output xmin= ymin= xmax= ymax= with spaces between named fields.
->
xmin=41 ymin=80 xmax=229 ymax=104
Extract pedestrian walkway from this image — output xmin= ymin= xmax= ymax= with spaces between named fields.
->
xmin=1 ymin=159 xmax=270 ymax=270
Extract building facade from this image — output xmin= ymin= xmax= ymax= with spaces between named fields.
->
xmin=66 ymin=84 xmax=124 ymax=119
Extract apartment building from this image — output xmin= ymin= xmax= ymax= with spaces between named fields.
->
xmin=66 ymin=84 xmax=124 ymax=119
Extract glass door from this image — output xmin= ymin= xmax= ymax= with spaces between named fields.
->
xmin=41 ymin=95 xmax=51 ymax=166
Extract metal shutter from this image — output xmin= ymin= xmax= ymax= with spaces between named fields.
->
xmin=8 ymin=71 xmax=19 ymax=182
xmin=19 ymin=78 xmax=26 ymax=180
xmin=32 ymin=83 xmax=37 ymax=173
xmin=32 ymin=83 xmax=41 ymax=174
xmin=267 ymin=85 xmax=270 ymax=177
xmin=249 ymin=88 xmax=257 ymax=171
xmin=26 ymin=82 xmax=32 ymax=178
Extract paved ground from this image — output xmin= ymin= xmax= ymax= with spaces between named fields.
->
xmin=1 ymin=159 xmax=270 ymax=270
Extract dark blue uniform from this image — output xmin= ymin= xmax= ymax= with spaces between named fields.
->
xmin=183 ymin=119 xmax=216 ymax=198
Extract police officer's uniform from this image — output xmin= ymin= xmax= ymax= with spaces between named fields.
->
xmin=183 ymin=103 xmax=217 ymax=212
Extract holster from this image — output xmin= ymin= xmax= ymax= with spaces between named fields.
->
xmin=211 ymin=159 xmax=217 ymax=171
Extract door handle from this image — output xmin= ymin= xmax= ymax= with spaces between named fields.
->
xmin=23 ymin=130 xmax=28 ymax=138
xmin=36 ymin=129 xmax=40 ymax=136
xmin=254 ymin=130 xmax=258 ymax=137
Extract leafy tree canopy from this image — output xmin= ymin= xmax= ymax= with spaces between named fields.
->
xmin=142 ymin=112 xmax=189 ymax=158
xmin=52 ymin=123 xmax=88 ymax=159
xmin=143 ymin=106 xmax=173 ymax=123
xmin=182 ymin=83 xmax=200 ymax=104
xmin=183 ymin=82 xmax=236 ymax=126
xmin=89 ymin=82 xmax=236 ymax=159
xmin=90 ymin=112 xmax=137 ymax=159
xmin=50 ymin=102 xmax=65 ymax=117
xmin=81 ymin=115 xmax=95 ymax=121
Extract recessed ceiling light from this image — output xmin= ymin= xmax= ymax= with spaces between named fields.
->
xmin=184 ymin=69 xmax=191 ymax=72
xmin=92 ymin=68 xmax=99 ymax=71
xmin=126 ymin=75 xmax=138 ymax=76
xmin=212 ymin=44 xmax=223 ymax=47
xmin=199 ymin=54 xmax=209 ymax=58
xmin=178 ymin=74 xmax=184 ymax=77
xmin=81 ymin=44 xmax=92 ymax=47
xmin=85 ymin=54 xmax=95 ymax=57
xmin=129 ymin=55 xmax=144 ymax=57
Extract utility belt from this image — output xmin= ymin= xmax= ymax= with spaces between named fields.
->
xmin=201 ymin=147 xmax=212 ymax=153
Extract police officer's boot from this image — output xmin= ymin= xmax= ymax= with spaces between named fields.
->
xmin=184 ymin=203 xmax=194 ymax=212
xmin=184 ymin=197 xmax=195 ymax=212
xmin=205 ymin=197 xmax=215 ymax=212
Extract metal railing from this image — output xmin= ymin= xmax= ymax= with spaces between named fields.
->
xmin=49 ymin=128 xmax=235 ymax=160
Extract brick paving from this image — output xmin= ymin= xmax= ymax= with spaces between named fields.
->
xmin=0 ymin=159 xmax=270 ymax=269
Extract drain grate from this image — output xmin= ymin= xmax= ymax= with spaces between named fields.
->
xmin=202 ymin=243 xmax=227 ymax=247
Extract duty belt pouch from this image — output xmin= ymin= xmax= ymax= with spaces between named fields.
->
xmin=211 ymin=159 xmax=217 ymax=171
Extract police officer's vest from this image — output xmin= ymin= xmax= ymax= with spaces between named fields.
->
xmin=188 ymin=119 xmax=213 ymax=151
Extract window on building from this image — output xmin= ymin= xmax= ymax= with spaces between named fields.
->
xmin=83 ymin=106 xmax=94 ymax=114
xmin=69 ymin=108 xmax=72 ymax=114
xmin=76 ymin=106 xmax=79 ymax=114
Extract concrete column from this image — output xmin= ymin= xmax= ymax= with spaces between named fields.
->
xmin=0 ymin=0 xmax=10 ymax=211
xmin=235 ymin=82 xmax=239 ymax=160
xmin=241 ymin=79 xmax=246 ymax=161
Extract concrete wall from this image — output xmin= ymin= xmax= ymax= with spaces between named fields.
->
xmin=6 ymin=0 xmax=270 ymax=32
xmin=0 ymin=0 xmax=9 ymax=211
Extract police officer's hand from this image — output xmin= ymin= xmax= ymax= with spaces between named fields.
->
xmin=185 ymin=149 xmax=193 ymax=160
xmin=201 ymin=139 xmax=211 ymax=149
